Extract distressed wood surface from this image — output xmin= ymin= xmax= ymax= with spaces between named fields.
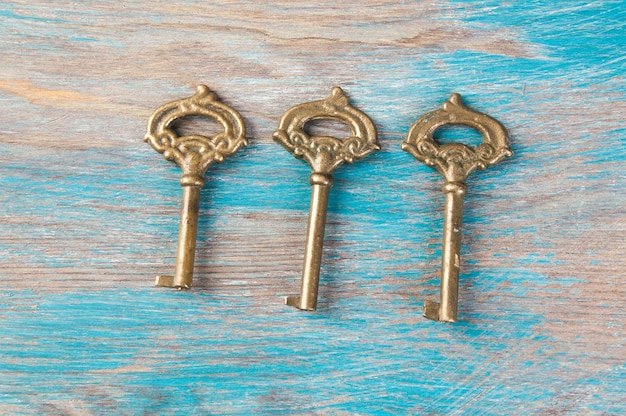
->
xmin=1 ymin=1 xmax=624 ymax=414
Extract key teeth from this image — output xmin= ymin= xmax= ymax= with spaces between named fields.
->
xmin=423 ymin=300 xmax=441 ymax=321
xmin=155 ymin=275 xmax=190 ymax=290
xmin=423 ymin=300 xmax=457 ymax=323
xmin=155 ymin=275 xmax=174 ymax=287
xmin=284 ymin=296 xmax=316 ymax=311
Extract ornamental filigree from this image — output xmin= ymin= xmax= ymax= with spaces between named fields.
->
xmin=144 ymin=85 xmax=247 ymax=186
xmin=402 ymin=93 xmax=511 ymax=183
xmin=273 ymin=87 xmax=380 ymax=174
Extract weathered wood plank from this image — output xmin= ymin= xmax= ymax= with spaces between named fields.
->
xmin=0 ymin=0 xmax=624 ymax=413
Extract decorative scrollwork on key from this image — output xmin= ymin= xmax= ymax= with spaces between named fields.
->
xmin=145 ymin=84 xmax=247 ymax=186
xmin=402 ymin=93 xmax=511 ymax=183
xmin=273 ymin=87 xmax=380 ymax=174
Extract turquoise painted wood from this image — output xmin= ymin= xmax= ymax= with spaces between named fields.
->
xmin=0 ymin=1 xmax=624 ymax=414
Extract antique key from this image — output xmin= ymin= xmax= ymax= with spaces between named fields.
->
xmin=144 ymin=85 xmax=247 ymax=289
xmin=273 ymin=87 xmax=380 ymax=311
xmin=402 ymin=93 xmax=511 ymax=322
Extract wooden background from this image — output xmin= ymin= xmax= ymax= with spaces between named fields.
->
xmin=1 ymin=1 xmax=624 ymax=414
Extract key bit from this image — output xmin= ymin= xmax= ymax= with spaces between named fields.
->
xmin=273 ymin=87 xmax=380 ymax=311
xmin=402 ymin=93 xmax=512 ymax=322
xmin=144 ymin=85 xmax=247 ymax=289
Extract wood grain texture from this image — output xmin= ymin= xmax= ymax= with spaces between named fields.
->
xmin=0 ymin=0 xmax=624 ymax=414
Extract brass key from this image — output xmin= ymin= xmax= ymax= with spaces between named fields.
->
xmin=402 ymin=93 xmax=511 ymax=322
xmin=144 ymin=85 xmax=247 ymax=289
xmin=273 ymin=87 xmax=380 ymax=311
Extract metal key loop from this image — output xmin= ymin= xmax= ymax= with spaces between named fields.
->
xmin=273 ymin=87 xmax=380 ymax=311
xmin=145 ymin=85 xmax=247 ymax=289
xmin=402 ymin=93 xmax=512 ymax=322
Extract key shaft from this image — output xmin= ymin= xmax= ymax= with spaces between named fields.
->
xmin=274 ymin=87 xmax=379 ymax=311
xmin=145 ymin=85 xmax=247 ymax=289
xmin=403 ymin=93 xmax=511 ymax=322
xmin=172 ymin=185 xmax=201 ymax=287
xmin=428 ymin=181 xmax=465 ymax=322
xmin=287 ymin=173 xmax=333 ymax=310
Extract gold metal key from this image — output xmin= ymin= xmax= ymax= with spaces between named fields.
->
xmin=273 ymin=87 xmax=380 ymax=311
xmin=144 ymin=85 xmax=247 ymax=289
xmin=402 ymin=93 xmax=512 ymax=322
